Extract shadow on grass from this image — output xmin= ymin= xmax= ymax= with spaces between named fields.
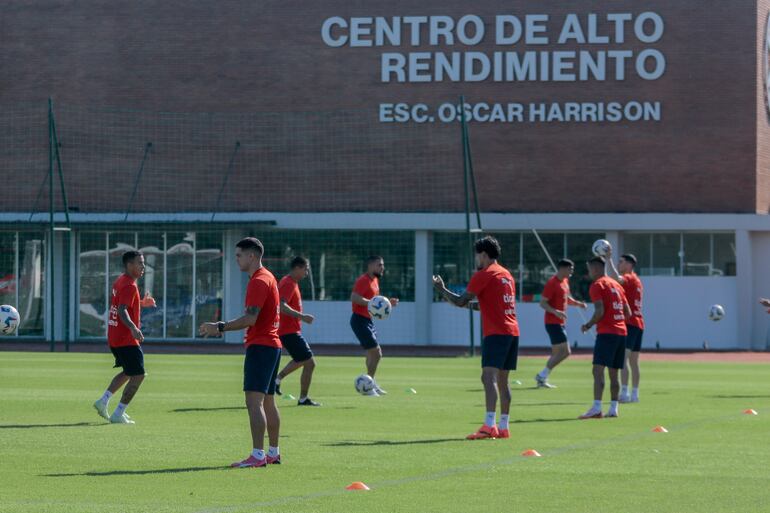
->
xmin=170 ymin=407 xmax=244 ymax=413
xmin=510 ymin=417 xmax=580 ymax=424
xmin=324 ymin=438 xmax=462 ymax=447
xmin=0 ymin=422 xmax=103 ymax=429
xmin=44 ymin=466 xmax=230 ymax=477
xmin=707 ymin=394 xmax=770 ymax=399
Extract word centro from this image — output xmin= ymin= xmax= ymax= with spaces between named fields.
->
xmin=379 ymin=101 xmax=662 ymax=124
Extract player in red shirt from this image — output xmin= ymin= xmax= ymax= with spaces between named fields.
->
xmin=433 ymin=236 xmax=519 ymax=440
xmin=274 ymin=256 xmax=320 ymax=406
xmin=579 ymin=256 xmax=632 ymax=419
xmin=199 ymin=238 xmax=283 ymax=468
xmin=607 ymin=250 xmax=645 ymax=403
xmin=350 ymin=255 xmax=399 ymax=396
xmin=535 ymin=259 xmax=587 ymax=388
xmin=93 ymin=250 xmax=156 ymax=424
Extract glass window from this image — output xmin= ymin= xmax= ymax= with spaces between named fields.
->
xmin=195 ymin=232 xmax=223 ymax=329
xmin=17 ymin=232 xmax=45 ymax=336
xmin=683 ymin=233 xmax=711 ymax=276
xmin=521 ymin=233 xmax=563 ymax=303
xmin=713 ymin=233 xmax=736 ymax=276
xmin=0 ymin=233 xmax=16 ymax=310
xmin=166 ymin=232 xmax=194 ymax=337
xmin=79 ymin=232 xmax=107 ymax=337
xmin=137 ymin=233 xmax=165 ymax=338
xmin=651 ymin=233 xmax=680 ymax=276
xmin=622 ymin=234 xmax=652 ymax=275
xmin=432 ymin=232 xmax=472 ymax=299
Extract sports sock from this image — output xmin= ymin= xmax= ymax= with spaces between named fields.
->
xmin=251 ymin=448 xmax=266 ymax=460
xmin=99 ymin=390 xmax=113 ymax=403
xmin=113 ymin=402 xmax=127 ymax=417
xmin=610 ymin=400 xmax=618 ymax=412
xmin=621 ymin=385 xmax=628 ymax=395
xmin=484 ymin=411 xmax=496 ymax=428
xmin=498 ymin=414 xmax=510 ymax=430
xmin=275 ymin=377 xmax=282 ymax=385
xmin=299 ymin=396 xmax=307 ymax=402
xmin=268 ymin=446 xmax=279 ymax=458
xmin=539 ymin=367 xmax=550 ymax=378
xmin=592 ymin=400 xmax=602 ymax=411
xmin=632 ymin=387 xmax=639 ymax=398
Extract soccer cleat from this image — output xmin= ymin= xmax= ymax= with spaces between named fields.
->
xmin=618 ymin=393 xmax=631 ymax=403
xmin=373 ymin=383 xmax=387 ymax=395
xmin=363 ymin=389 xmax=380 ymax=397
xmin=93 ymin=400 xmax=110 ymax=420
xmin=630 ymin=396 xmax=640 ymax=403
xmin=230 ymin=455 xmax=267 ymax=468
xmin=578 ymin=409 xmax=604 ymax=420
xmin=535 ymin=374 xmax=556 ymax=389
xmin=297 ymin=397 xmax=321 ymax=406
xmin=266 ymin=454 xmax=281 ymax=465
xmin=497 ymin=428 xmax=510 ymax=439
xmin=605 ymin=409 xmax=619 ymax=418
xmin=466 ymin=425 xmax=499 ymax=440
xmin=109 ymin=412 xmax=135 ymax=424
xmin=274 ymin=381 xmax=282 ymax=396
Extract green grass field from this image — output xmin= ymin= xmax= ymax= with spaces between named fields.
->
xmin=1 ymin=351 xmax=769 ymax=513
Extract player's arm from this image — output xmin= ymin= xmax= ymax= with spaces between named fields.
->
xmin=281 ymin=299 xmax=314 ymax=324
xmin=567 ymin=295 xmax=587 ymax=308
xmin=350 ymin=291 xmax=370 ymax=307
xmin=539 ymin=295 xmax=566 ymax=320
xmin=432 ymin=275 xmax=475 ymax=308
xmin=605 ymin=248 xmax=625 ymax=284
xmin=199 ymin=306 xmax=260 ymax=337
xmin=623 ymin=302 xmax=632 ymax=320
xmin=117 ymin=304 xmax=144 ymax=342
xmin=760 ymin=298 xmax=770 ymax=308
xmin=581 ymin=300 xmax=604 ymax=333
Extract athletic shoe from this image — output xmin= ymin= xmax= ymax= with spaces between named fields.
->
xmin=230 ymin=455 xmax=267 ymax=468
xmin=363 ymin=389 xmax=380 ymax=397
xmin=297 ymin=397 xmax=321 ymax=406
xmin=497 ymin=428 xmax=510 ymax=439
xmin=373 ymin=383 xmax=387 ymax=395
xmin=466 ymin=425 xmax=499 ymax=440
xmin=618 ymin=393 xmax=632 ymax=403
xmin=274 ymin=382 xmax=282 ymax=396
xmin=266 ymin=454 xmax=281 ymax=465
xmin=630 ymin=396 xmax=640 ymax=403
xmin=109 ymin=412 xmax=135 ymax=424
xmin=578 ymin=408 xmax=604 ymax=420
xmin=93 ymin=400 xmax=110 ymax=420
xmin=605 ymin=410 xmax=619 ymax=418
xmin=535 ymin=374 xmax=556 ymax=389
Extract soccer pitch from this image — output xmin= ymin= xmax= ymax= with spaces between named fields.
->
xmin=1 ymin=351 xmax=769 ymax=513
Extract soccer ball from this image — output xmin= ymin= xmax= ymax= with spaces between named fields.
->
xmin=709 ymin=304 xmax=725 ymax=321
xmin=592 ymin=239 xmax=611 ymax=257
xmin=355 ymin=374 xmax=375 ymax=394
xmin=367 ymin=295 xmax=392 ymax=320
xmin=0 ymin=305 xmax=20 ymax=335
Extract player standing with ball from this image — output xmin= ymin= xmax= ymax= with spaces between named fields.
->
xmin=434 ymin=236 xmax=519 ymax=440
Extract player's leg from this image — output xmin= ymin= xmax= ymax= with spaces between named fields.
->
xmin=232 ymin=345 xmax=275 ymax=468
xmin=366 ymin=346 xmax=381 ymax=377
xmin=468 ymin=336 xmax=510 ymax=439
xmin=275 ymin=334 xmax=304 ymax=395
xmin=284 ymin=334 xmax=319 ymax=405
xmin=109 ymin=347 xmax=145 ymax=424
xmin=620 ymin=349 xmax=632 ymax=402
xmin=298 ymin=358 xmax=317 ymax=404
xmin=536 ymin=325 xmax=568 ymax=387
xmin=606 ymin=335 xmax=625 ymax=417
xmin=275 ymin=360 xmax=303 ymax=393
xmin=94 ymin=370 xmax=129 ymax=420
xmin=264 ymin=349 xmax=282 ymax=464
xmin=351 ymin=313 xmax=384 ymax=394
xmin=496 ymin=335 xmax=518 ymax=437
xmin=580 ymin=335 xmax=608 ymax=418
xmin=628 ymin=351 xmax=641 ymax=401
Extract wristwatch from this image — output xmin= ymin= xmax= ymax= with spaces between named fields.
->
xmin=217 ymin=321 xmax=225 ymax=333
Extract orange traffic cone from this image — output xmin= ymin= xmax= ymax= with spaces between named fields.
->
xmin=345 ymin=482 xmax=370 ymax=491
xmin=521 ymin=449 xmax=542 ymax=457
xmin=652 ymin=426 xmax=668 ymax=433
xmin=743 ymin=409 xmax=758 ymax=415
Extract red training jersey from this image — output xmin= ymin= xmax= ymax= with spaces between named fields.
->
xmin=244 ymin=267 xmax=281 ymax=348
xmin=589 ymin=276 xmax=629 ymax=336
xmin=466 ymin=262 xmax=520 ymax=338
xmin=621 ymin=272 xmax=644 ymax=330
xmin=107 ymin=273 xmax=141 ymax=348
xmin=278 ymin=275 xmax=302 ymax=336
xmin=352 ymin=274 xmax=379 ymax=319
xmin=542 ymin=275 xmax=570 ymax=326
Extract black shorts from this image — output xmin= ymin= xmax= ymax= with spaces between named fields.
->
xmin=481 ymin=335 xmax=519 ymax=370
xmin=350 ymin=313 xmax=378 ymax=350
xmin=111 ymin=345 xmax=145 ymax=376
xmin=625 ymin=325 xmax=644 ymax=352
xmin=545 ymin=323 xmax=568 ymax=345
xmin=593 ymin=334 xmax=626 ymax=369
xmin=280 ymin=333 xmax=313 ymax=362
xmin=243 ymin=345 xmax=282 ymax=394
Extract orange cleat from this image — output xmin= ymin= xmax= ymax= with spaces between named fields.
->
xmin=497 ymin=428 xmax=510 ymax=439
xmin=466 ymin=425 xmax=499 ymax=440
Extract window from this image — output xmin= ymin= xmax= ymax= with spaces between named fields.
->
xmin=17 ymin=232 xmax=45 ymax=336
xmin=79 ymin=232 xmax=107 ymax=337
xmin=683 ymin=233 xmax=711 ymax=276
xmin=621 ymin=232 xmax=736 ymax=277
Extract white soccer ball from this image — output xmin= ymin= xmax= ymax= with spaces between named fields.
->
xmin=367 ymin=295 xmax=392 ymax=320
xmin=0 ymin=305 xmax=20 ymax=335
xmin=355 ymin=374 xmax=375 ymax=394
xmin=709 ymin=304 xmax=725 ymax=322
xmin=592 ymin=239 xmax=612 ymax=257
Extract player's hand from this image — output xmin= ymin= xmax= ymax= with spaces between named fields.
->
xmin=390 ymin=298 xmax=399 ymax=307
xmin=432 ymin=275 xmax=445 ymax=289
xmin=302 ymin=313 xmax=315 ymax=324
xmin=198 ymin=322 xmax=220 ymax=338
xmin=760 ymin=298 xmax=770 ymax=308
xmin=578 ymin=301 xmax=588 ymax=309
xmin=131 ymin=327 xmax=144 ymax=343
xmin=606 ymin=246 xmax=613 ymax=258
xmin=140 ymin=291 xmax=157 ymax=308
xmin=581 ymin=323 xmax=591 ymax=333
xmin=555 ymin=310 xmax=567 ymax=321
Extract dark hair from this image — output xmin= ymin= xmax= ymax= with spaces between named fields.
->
xmin=588 ymin=256 xmax=606 ymax=267
xmin=474 ymin=236 xmax=501 ymax=259
xmin=557 ymin=258 xmax=575 ymax=269
xmin=366 ymin=255 xmax=383 ymax=266
xmin=621 ymin=254 xmax=638 ymax=266
xmin=236 ymin=237 xmax=264 ymax=256
xmin=122 ymin=250 xmax=143 ymax=267
xmin=290 ymin=256 xmax=308 ymax=269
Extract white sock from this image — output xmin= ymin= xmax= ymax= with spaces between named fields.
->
xmin=610 ymin=400 xmax=618 ymax=411
xmin=539 ymin=367 xmax=551 ymax=378
xmin=267 ymin=446 xmax=279 ymax=458
xmin=621 ymin=385 xmax=628 ymax=395
xmin=498 ymin=414 xmax=510 ymax=430
xmin=99 ymin=390 xmax=113 ymax=403
xmin=592 ymin=400 xmax=602 ymax=411
xmin=299 ymin=396 xmax=307 ymax=402
xmin=275 ymin=377 xmax=282 ymax=384
xmin=632 ymin=387 xmax=639 ymax=397
xmin=251 ymin=448 xmax=266 ymax=460
xmin=113 ymin=402 xmax=127 ymax=417
xmin=484 ymin=411 xmax=496 ymax=428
